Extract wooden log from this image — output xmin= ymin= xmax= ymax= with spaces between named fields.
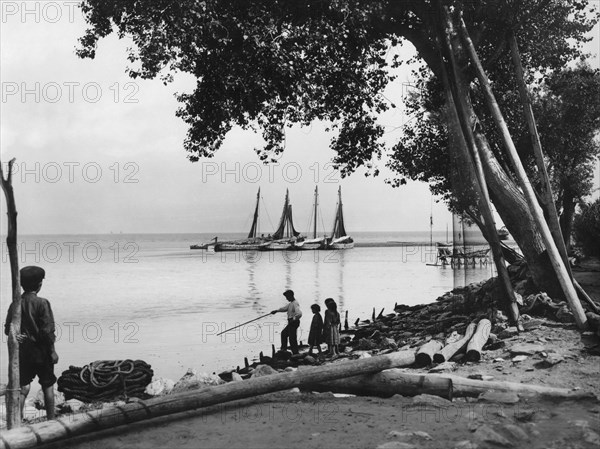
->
xmin=416 ymin=340 xmax=443 ymax=367
xmin=305 ymin=369 xmax=453 ymax=399
xmin=0 ymin=351 xmax=415 ymax=449
xmin=0 ymin=158 xmax=22 ymax=428
xmin=458 ymin=14 xmax=587 ymax=331
xmin=586 ymin=312 xmax=600 ymax=337
xmin=466 ymin=319 xmax=491 ymax=362
xmin=434 ymin=322 xmax=477 ymax=363
xmin=0 ymin=383 xmax=6 ymax=396
xmin=304 ymin=369 xmax=593 ymax=401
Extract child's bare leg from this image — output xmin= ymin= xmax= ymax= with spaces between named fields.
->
xmin=42 ymin=385 xmax=55 ymax=420
xmin=20 ymin=384 xmax=30 ymax=419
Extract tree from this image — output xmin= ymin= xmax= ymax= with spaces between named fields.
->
xmin=76 ymin=0 xmax=597 ymax=306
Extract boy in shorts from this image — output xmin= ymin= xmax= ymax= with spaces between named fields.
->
xmin=4 ymin=266 xmax=59 ymax=420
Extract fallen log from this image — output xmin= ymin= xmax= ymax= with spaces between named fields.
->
xmin=416 ymin=340 xmax=443 ymax=367
xmin=305 ymin=370 xmax=453 ymax=399
xmin=466 ymin=319 xmax=491 ymax=362
xmin=434 ymin=322 xmax=477 ymax=363
xmin=0 ymin=351 xmax=415 ymax=449
xmin=303 ymin=368 xmax=593 ymax=401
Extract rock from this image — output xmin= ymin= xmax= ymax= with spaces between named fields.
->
xmin=556 ymin=304 xmax=575 ymax=323
xmin=474 ymin=425 xmax=512 ymax=447
xmin=511 ymin=355 xmax=528 ymax=363
xmin=376 ymin=442 xmax=416 ymax=449
xmin=514 ymin=409 xmax=536 ymax=422
xmin=410 ymin=394 xmax=452 ymax=408
xmin=145 ymin=377 xmax=175 ymax=396
xmin=284 ymin=367 xmax=297 ymax=372
xmin=498 ymin=327 xmax=519 ymax=339
xmin=539 ymin=354 xmax=564 ymax=367
xmin=388 ymin=430 xmax=432 ymax=441
xmin=502 ymin=424 xmax=529 ymax=441
xmin=382 ymin=337 xmax=398 ymax=349
xmin=231 ymin=372 xmax=244 ymax=382
xmin=487 ymin=341 xmax=506 ymax=350
xmin=494 ymin=310 xmax=509 ymax=322
xmin=172 ymin=370 xmax=225 ymax=392
xmin=62 ymin=399 xmax=84 ymax=413
xmin=358 ymin=352 xmax=372 ymax=359
xmin=453 ymin=440 xmax=478 ymax=449
xmin=429 ymin=362 xmax=457 ymax=373
xmin=478 ymin=391 xmax=520 ymax=404
xmin=468 ymin=373 xmax=494 ymax=381
xmin=304 ymin=355 xmax=317 ymax=364
xmin=251 ymin=364 xmax=278 ymax=378
xmin=582 ymin=429 xmax=600 ymax=445
xmin=509 ymin=343 xmax=545 ymax=356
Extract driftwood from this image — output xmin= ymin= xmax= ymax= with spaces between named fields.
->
xmin=304 ymin=368 xmax=593 ymax=400
xmin=305 ymin=370 xmax=452 ymax=399
xmin=0 ymin=351 xmax=415 ymax=449
xmin=416 ymin=340 xmax=443 ymax=367
xmin=0 ymin=158 xmax=22 ymax=428
xmin=434 ymin=322 xmax=477 ymax=363
xmin=466 ymin=319 xmax=491 ymax=362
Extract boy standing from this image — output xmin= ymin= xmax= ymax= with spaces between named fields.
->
xmin=4 ymin=266 xmax=58 ymax=420
xmin=271 ymin=289 xmax=302 ymax=354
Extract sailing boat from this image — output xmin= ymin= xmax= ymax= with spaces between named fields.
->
xmin=328 ymin=186 xmax=354 ymax=249
xmin=213 ymin=188 xmax=270 ymax=251
xmin=262 ymin=189 xmax=301 ymax=251
xmin=295 ymin=186 xmax=326 ymax=250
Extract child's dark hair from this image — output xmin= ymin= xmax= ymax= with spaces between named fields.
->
xmin=311 ymin=304 xmax=321 ymax=312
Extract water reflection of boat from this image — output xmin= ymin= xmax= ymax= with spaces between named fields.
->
xmin=327 ymin=186 xmax=354 ymax=249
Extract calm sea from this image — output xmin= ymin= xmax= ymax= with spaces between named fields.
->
xmin=0 ymin=232 xmax=496 ymax=387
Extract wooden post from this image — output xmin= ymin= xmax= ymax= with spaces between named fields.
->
xmin=509 ymin=32 xmax=600 ymax=315
xmin=458 ymin=15 xmax=587 ymax=330
xmin=466 ymin=319 xmax=491 ymax=362
xmin=0 ymin=351 xmax=416 ymax=449
xmin=434 ymin=322 xmax=477 ymax=363
xmin=439 ymin=9 xmax=521 ymax=327
xmin=0 ymin=158 xmax=22 ymax=428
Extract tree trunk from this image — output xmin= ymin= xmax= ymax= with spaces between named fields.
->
xmin=0 ymin=158 xmax=22 ymax=429
xmin=559 ymin=192 xmax=576 ymax=254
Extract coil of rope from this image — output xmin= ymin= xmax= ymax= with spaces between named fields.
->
xmin=58 ymin=359 xmax=153 ymax=403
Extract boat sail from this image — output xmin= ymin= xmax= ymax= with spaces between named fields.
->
xmin=328 ymin=186 xmax=354 ymax=249
xmin=263 ymin=189 xmax=301 ymax=250
xmin=295 ymin=186 xmax=326 ymax=250
xmin=209 ymin=188 xmax=270 ymax=251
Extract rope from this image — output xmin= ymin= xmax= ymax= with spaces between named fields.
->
xmin=58 ymin=360 xmax=153 ymax=403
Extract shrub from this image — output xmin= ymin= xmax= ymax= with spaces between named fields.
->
xmin=573 ymin=199 xmax=600 ymax=257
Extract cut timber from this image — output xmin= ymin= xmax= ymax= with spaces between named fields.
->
xmin=305 ymin=369 xmax=453 ymax=399
xmin=304 ymin=369 xmax=593 ymax=400
xmin=416 ymin=340 xmax=443 ymax=367
xmin=434 ymin=322 xmax=477 ymax=363
xmin=0 ymin=351 xmax=415 ymax=449
xmin=466 ymin=319 xmax=491 ymax=362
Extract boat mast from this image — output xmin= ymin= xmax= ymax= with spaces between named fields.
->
xmin=313 ymin=186 xmax=318 ymax=239
xmin=247 ymin=187 xmax=260 ymax=239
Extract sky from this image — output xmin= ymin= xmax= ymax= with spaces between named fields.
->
xmin=0 ymin=2 xmax=598 ymax=235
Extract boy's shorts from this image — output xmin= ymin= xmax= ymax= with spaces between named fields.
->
xmin=20 ymin=359 xmax=56 ymax=388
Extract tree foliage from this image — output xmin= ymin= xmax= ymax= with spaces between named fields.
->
xmin=77 ymin=0 xmax=597 ymax=172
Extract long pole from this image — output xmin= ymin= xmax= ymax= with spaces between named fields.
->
xmin=0 ymin=158 xmax=22 ymax=428
xmin=216 ymin=313 xmax=272 ymax=336
xmin=458 ymin=15 xmax=587 ymax=330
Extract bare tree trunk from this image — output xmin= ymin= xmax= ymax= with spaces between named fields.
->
xmin=559 ymin=193 xmax=576 ymax=254
xmin=0 ymin=158 xmax=22 ymax=428
xmin=458 ymin=14 xmax=587 ymax=330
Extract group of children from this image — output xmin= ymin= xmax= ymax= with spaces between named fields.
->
xmin=307 ymin=297 xmax=341 ymax=357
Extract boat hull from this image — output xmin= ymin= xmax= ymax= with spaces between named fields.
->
xmin=295 ymin=238 xmax=326 ymax=250
xmin=261 ymin=240 xmax=295 ymax=251
xmin=328 ymin=236 xmax=354 ymax=249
